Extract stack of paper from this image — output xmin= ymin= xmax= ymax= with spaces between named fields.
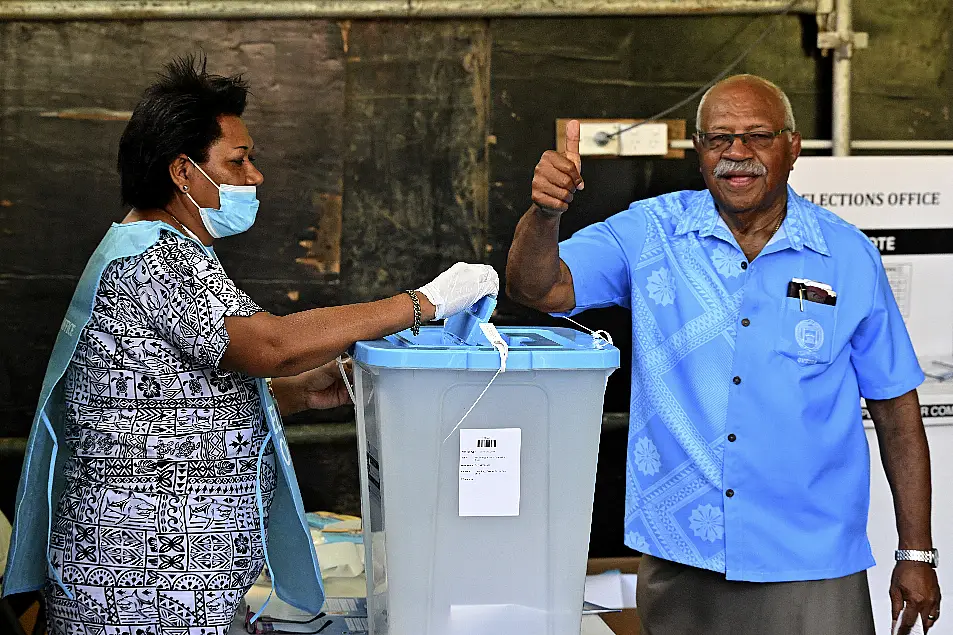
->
xmin=581 ymin=614 xmax=617 ymax=635
xmin=584 ymin=570 xmax=637 ymax=612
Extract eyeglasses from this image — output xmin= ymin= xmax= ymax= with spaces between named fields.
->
xmin=694 ymin=128 xmax=792 ymax=152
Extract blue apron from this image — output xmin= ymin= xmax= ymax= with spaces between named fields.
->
xmin=1 ymin=221 xmax=324 ymax=620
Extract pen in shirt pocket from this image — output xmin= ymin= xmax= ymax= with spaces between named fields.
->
xmin=786 ymin=278 xmax=837 ymax=311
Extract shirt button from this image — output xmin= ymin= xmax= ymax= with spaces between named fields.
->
xmin=726 ymin=489 xmax=735 ymax=498
xmin=740 ymin=261 xmax=748 ymax=270
xmin=741 ymin=318 xmax=750 ymax=327
xmin=732 ymin=376 xmax=741 ymax=385
xmin=728 ymin=433 xmax=737 ymax=442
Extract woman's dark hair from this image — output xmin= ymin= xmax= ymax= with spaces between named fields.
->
xmin=118 ymin=53 xmax=249 ymax=210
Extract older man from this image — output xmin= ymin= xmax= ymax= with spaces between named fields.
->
xmin=506 ymin=75 xmax=941 ymax=635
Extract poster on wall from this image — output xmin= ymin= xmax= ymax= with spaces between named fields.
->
xmin=788 ymin=156 xmax=953 ymax=360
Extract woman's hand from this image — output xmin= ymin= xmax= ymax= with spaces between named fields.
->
xmin=299 ymin=359 xmax=353 ymax=410
xmin=417 ymin=263 xmax=499 ymax=320
xmin=271 ymin=360 xmax=353 ymax=416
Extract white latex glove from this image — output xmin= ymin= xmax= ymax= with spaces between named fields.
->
xmin=417 ymin=262 xmax=499 ymax=320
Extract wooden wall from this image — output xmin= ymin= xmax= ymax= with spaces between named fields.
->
xmin=2 ymin=3 xmax=951 ymax=553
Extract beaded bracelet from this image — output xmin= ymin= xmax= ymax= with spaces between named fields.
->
xmin=405 ymin=290 xmax=421 ymax=336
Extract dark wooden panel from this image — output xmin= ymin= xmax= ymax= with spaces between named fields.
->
xmin=851 ymin=1 xmax=953 ymax=141
xmin=340 ymin=20 xmax=491 ymax=302
xmin=0 ymin=278 xmax=74 ymax=432
xmin=0 ymin=19 xmax=348 ymax=435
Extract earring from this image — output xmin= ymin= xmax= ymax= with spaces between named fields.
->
xmin=182 ymin=185 xmax=189 ymax=192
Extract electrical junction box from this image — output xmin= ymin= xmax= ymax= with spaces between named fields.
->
xmin=556 ymin=119 xmax=685 ymax=159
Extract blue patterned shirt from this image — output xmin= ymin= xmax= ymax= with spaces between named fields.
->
xmin=557 ymin=186 xmax=923 ymax=582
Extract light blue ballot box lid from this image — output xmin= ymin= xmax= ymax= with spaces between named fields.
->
xmin=353 ymin=325 xmax=620 ymax=371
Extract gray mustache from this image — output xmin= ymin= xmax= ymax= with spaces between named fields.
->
xmin=714 ymin=159 xmax=767 ymax=178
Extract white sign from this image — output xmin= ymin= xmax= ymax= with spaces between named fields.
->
xmin=459 ymin=428 xmax=521 ymax=517
xmin=790 ymin=156 xmax=953 ymax=228
xmin=789 ymin=156 xmax=953 ymax=358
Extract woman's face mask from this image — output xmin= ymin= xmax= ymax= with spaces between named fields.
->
xmin=185 ymin=157 xmax=260 ymax=238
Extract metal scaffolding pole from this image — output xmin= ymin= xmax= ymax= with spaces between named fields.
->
xmin=0 ymin=0 xmax=818 ymax=20
xmin=816 ymin=0 xmax=868 ymax=156
xmin=831 ymin=0 xmax=852 ymax=156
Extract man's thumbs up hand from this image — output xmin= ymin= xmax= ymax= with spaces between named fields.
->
xmin=532 ymin=119 xmax=585 ymax=215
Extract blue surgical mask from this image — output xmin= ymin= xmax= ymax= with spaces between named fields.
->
xmin=186 ymin=157 xmax=260 ymax=238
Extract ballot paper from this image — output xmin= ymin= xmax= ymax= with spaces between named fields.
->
xmin=892 ymin=613 xmax=925 ymax=635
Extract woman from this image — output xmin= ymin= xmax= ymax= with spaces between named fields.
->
xmin=2 ymin=55 xmax=497 ymax=634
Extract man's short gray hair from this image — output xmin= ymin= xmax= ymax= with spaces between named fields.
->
xmin=695 ymin=75 xmax=796 ymax=132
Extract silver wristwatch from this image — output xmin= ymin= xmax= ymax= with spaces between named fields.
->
xmin=895 ymin=549 xmax=939 ymax=568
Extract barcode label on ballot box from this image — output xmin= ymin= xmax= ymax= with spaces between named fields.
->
xmin=459 ymin=428 xmax=521 ymax=517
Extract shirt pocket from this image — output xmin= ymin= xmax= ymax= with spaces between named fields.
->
xmin=775 ymin=297 xmax=838 ymax=365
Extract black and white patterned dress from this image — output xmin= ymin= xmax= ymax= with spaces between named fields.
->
xmin=45 ymin=229 xmax=276 ymax=635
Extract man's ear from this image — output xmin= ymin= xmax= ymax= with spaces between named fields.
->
xmin=789 ymin=131 xmax=802 ymax=170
